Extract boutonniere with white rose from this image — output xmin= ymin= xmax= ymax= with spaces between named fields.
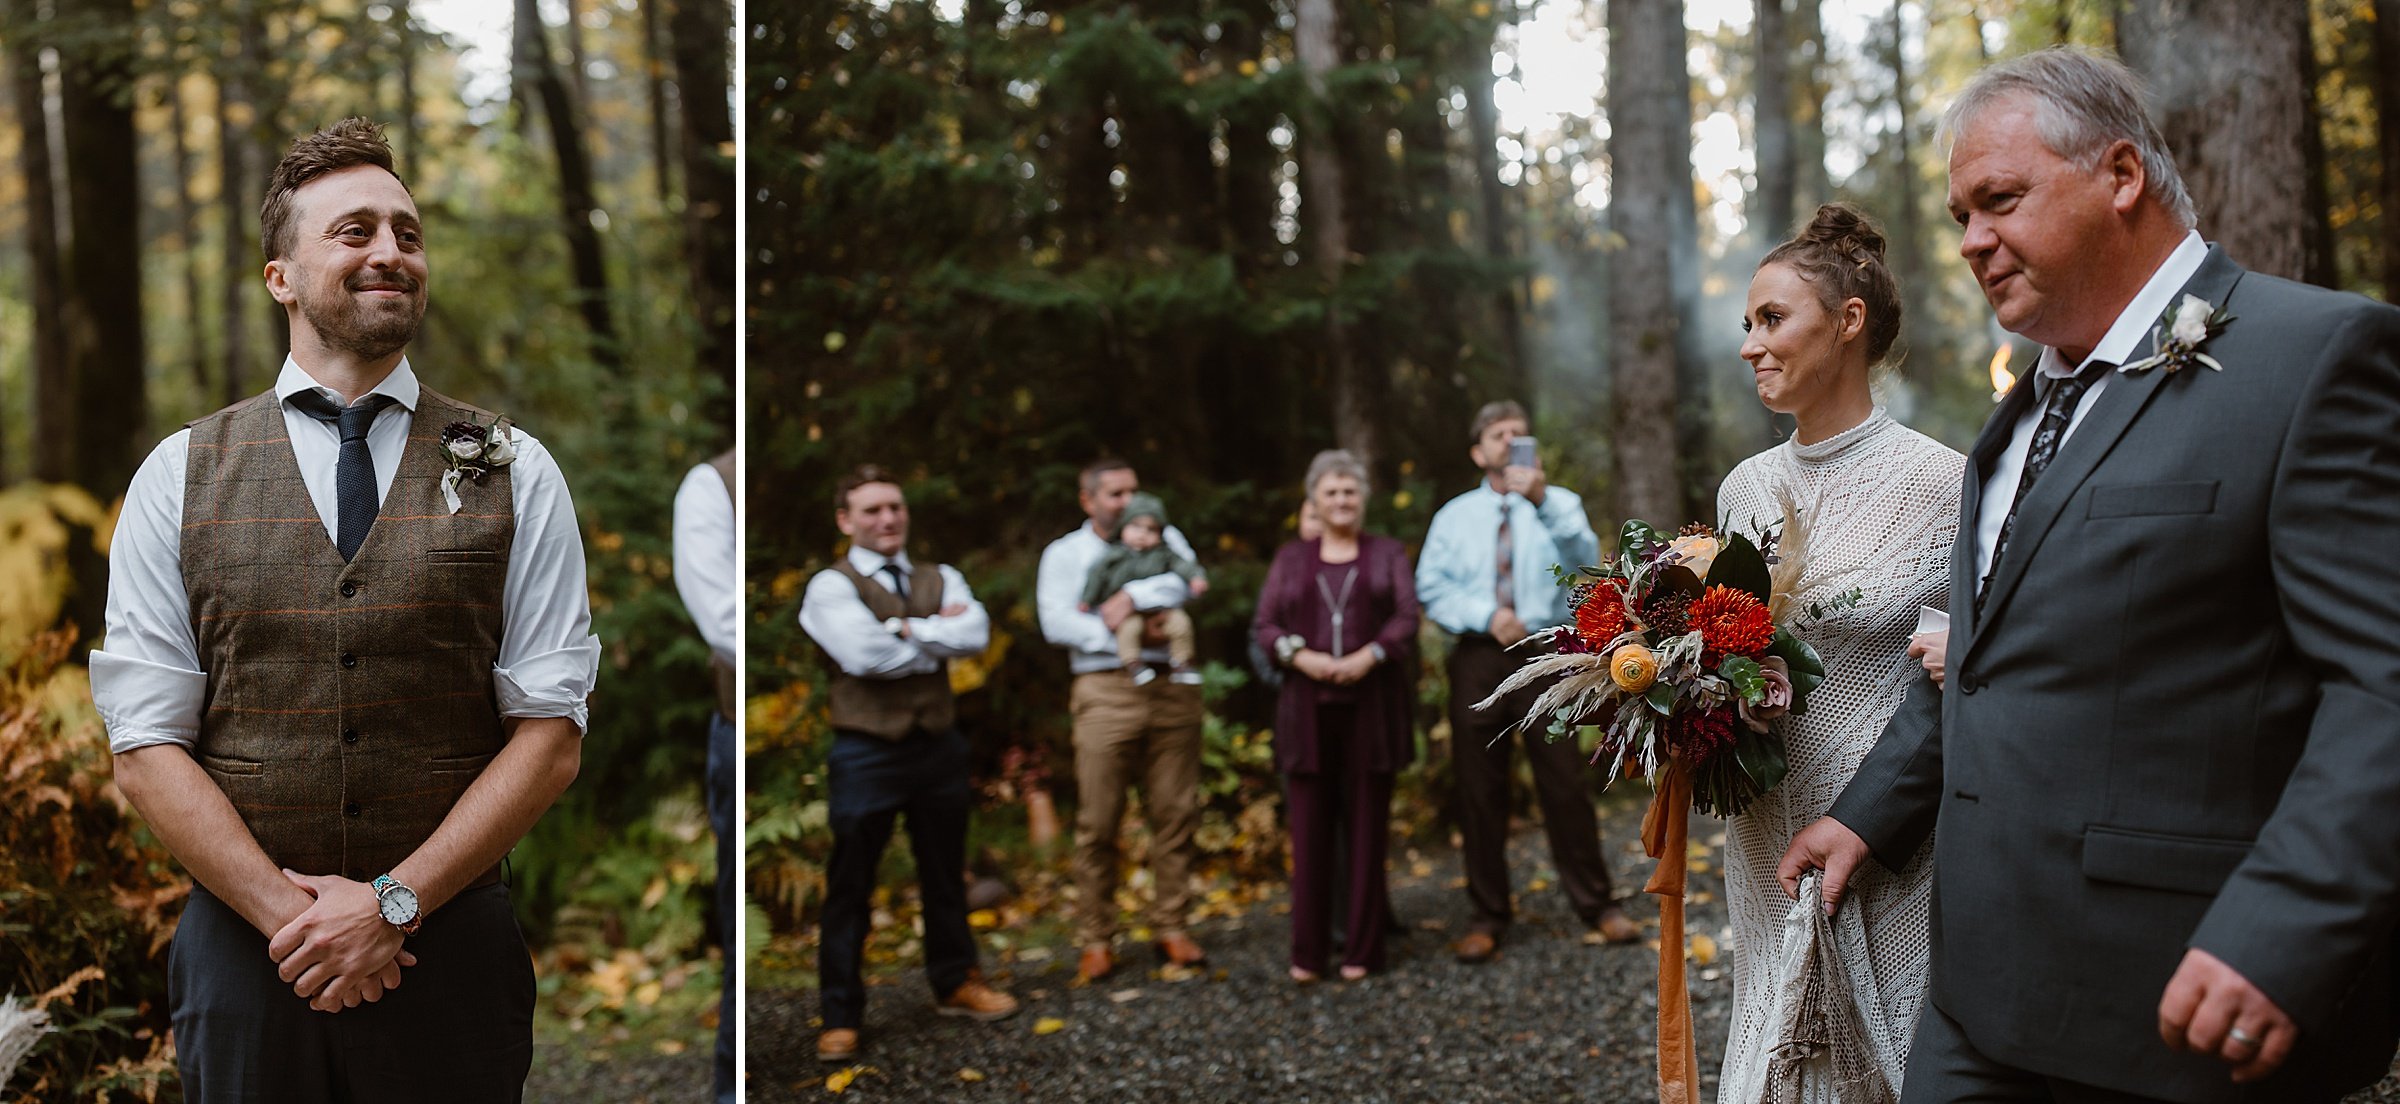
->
xmin=438 ymin=415 xmax=517 ymax=514
xmin=2119 ymin=294 xmax=2234 ymax=375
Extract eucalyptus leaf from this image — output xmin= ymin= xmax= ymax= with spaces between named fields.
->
xmin=1621 ymin=520 xmax=1666 ymax=558
xmin=1719 ymin=655 xmax=1765 ymax=703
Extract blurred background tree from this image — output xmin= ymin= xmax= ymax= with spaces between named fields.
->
xmin=0 ymin=0 xmax=733 ymax=1096
xmin=747 ymin=0 xmax=2400 ymax=989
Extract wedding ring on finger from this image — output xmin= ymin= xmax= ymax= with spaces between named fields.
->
xmin=2227 ymin=1026 xmax=2261 ymax=1049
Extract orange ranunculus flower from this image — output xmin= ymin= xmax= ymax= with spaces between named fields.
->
xmin=1692 ymin=584 xmax=1775 ymax=665
xmin=1610 ymin=643 xmax=1658 ymax=693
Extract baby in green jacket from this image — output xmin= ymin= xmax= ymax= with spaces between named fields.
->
xmin=1079 ymin=492 xmax=1205 ymax=685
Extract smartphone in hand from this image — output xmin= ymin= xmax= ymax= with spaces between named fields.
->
xmin=1508 ymin=436 xmax=1537 ymax=469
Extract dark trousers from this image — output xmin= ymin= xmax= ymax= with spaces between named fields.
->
xmin=819 ymin=727 xmax=978 ymax=1031
xmin=1284 ymin=704 xmax=1396 ymax=974
xmin=1902 ymin=1000 xmax=2344 ymax=1104
xmin=169 ymin=882 xmax=534 ymax=1102
xmin=1447 ymin=633 xmax=1614 ymax=934
xmin=705 ymin=711 xmax=738 ymax=1104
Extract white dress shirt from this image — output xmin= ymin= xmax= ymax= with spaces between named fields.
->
xmin=1974 ymin=231 xmax=2209 ymax=582
xmin=1036 ymin=521 xmax=1201 ymax=674
xmin=672 ymin=461 xmax=738 ymax=666
xmin=91 ymin=358 xmax=603 ymax=754
xmin=800 ymin=546 xmax=990 ymax=677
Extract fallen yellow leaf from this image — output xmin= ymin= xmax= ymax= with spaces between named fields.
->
xmin=968 ymin=909 xmax=1000 ymax=930
xmin=958 ymin=1068 xmax=986 ymax=1083
xmin=1689 ymin=933 xmax=1718 ymax=966
xmin=1032 ymin=1017 xmax=1067 ymax=1036
xmin=824 ymin=1065 xmax=876 ymax=1093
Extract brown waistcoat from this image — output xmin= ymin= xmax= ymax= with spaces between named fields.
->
xmin=183 ymin=386 xmax=513 ymax=885
xmin=823 ymin=560 xmax=955 ymax=739
xmin=706 ymin=451 xmax=736 ymax=721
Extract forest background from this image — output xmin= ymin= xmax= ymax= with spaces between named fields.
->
xmin=0 ymin=0 xmax=735 ymax=1097
xmin=748 ymin=0 xmax=2400 ymax=1003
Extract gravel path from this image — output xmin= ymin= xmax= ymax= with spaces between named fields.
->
xmin=746 ymin=790 xmax=2400 ymax=1102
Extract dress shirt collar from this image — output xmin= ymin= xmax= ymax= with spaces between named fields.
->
xmin=845 ymin=544 xmax=915 ymax=579
xmin=2031 ymin=230 xmax=2208 ymax=380
xmin=274 ymin=356 xmax=421 ymax=412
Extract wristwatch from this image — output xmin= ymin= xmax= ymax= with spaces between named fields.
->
xmin=1274 ymin=634 xmax=1307 ymax=667
xmin=371 ymin=873 xmax=422 ymax=936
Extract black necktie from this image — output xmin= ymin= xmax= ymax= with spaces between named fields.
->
xmin=289 ymin=390 xmax=398 ymax=562
xmin=882 ymin=563 xmax=910 ymax=601
xmin=1979 ymin=363 xmax=2107 ymax=608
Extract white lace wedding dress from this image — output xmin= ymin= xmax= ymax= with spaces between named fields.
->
xmin=1713 ymin=409 xmax=1964 ymax=1104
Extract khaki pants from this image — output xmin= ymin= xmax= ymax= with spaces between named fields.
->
xmin=1115 ymin=607 xmax=1195 ymax=669
xmin=1069 ymin=670 xmax=1204 ymax=946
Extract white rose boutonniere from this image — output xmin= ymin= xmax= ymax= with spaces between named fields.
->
xmin=2120 ymin=294 xmax=2233 ymax=375
xmin=438 ymin=415 xmax=517 ymax=514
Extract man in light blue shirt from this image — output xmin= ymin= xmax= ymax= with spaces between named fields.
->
xmin=1417 ymin=401 xmax=1638 ymax=963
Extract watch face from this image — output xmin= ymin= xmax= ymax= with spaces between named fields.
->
xmin=378 ymin=885 xmax=419 ymax=924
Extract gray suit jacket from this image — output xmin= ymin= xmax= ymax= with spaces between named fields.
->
xmin=1829 ymin=247 xmax=2400 ymax=1102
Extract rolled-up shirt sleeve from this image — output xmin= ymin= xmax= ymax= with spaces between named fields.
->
xmin=93 ymin=431 xmax=210 ymax=755
xmin=671 ymin=462 xmax=738 ymax=665
xmin=1036 ymin=535 xmax=1119 ymax=656
xmin=494 ymin=431 xmax=602 ymax=731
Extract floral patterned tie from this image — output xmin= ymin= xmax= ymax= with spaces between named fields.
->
xmin=1978 ymin=363 xmax=2107 ymax=610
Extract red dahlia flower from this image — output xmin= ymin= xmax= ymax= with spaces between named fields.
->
xmin=1574 ymin=584 xmax=1629 ymax=651
xmin=1691 ymin=585 xmax=1775 ymax=665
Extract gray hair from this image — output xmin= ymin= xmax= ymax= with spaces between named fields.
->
xmin=1941 ymin=46 xmax=2196 ymax=228
xmin=1304 ymin=449 xmax=1369 ymax=498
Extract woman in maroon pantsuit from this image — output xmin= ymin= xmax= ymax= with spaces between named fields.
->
xmin=1254 ymin=450 xmax=1421 ymax=982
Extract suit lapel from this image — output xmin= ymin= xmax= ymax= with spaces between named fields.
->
xmin=1968 ymin=248 xmax=2246 ymax=645
xmin=1953 ymin=370 xmax=2039 ymax=644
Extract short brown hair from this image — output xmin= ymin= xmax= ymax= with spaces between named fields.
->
xmin=1469 ymin=400 xmax=1528 ymax=443
xmin=1759 ymin=202 xmax=1904 ymax=368
xmin=836 ymin=464 xmax=903 ymax=512
xmin=260 ymin=118 xmax=408 ymax=261
xmin=1080 ymin=457 xmax=1134 ymax=495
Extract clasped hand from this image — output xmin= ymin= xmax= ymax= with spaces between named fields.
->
xmin=1296 ymin=648 xmax=1375 ymax=685
xmin=268 ymin=869 xmax=416 ymax=1013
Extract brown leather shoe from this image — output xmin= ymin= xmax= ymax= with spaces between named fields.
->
xmin=1154 ymin=931 xmax=1207 ymax=967
xmin=816 ymin=1028 xmax=860 ymax=1063
xmin=1452 ymin=930 xmax=1499 ymax=964
xmin=936 ymin=975 xmax=1021 ymax=1022
xmin=1592 ymin=906 xmax=1642 ymax=945
xmin=1076 ymin=944 xmax=1115 ymax=982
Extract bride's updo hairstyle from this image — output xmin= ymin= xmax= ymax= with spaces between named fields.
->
xmin=1759 ymin=202 xmax=1905 ymax=369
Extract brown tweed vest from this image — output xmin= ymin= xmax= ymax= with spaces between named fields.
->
xmin=707 ymin=451 xmax=736 ymax=722
xmin=824 ymin=559 xmax=954 ymax=739
xmin=183 ymin=385 xmax=512 ymax=885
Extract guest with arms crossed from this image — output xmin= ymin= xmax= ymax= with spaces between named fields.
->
xmin=671 ymin=448 xmax=738 ymax=1103
xmin=95 ymin=118 xmax=600 ymax=1101
xmin=1037 ymin=458 xmax=1211 ymax=981
xmin=1781 ymin=47 xmax=2400 ymax=1103
xmin=799 ymin=466 xmax=1021 ymax=1064
xmin=1418 ymin=401 xmax=1638 ymax=963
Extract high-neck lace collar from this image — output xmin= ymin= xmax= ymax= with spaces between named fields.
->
xmin=1789 ymin=407 xmax=1894 ymax=465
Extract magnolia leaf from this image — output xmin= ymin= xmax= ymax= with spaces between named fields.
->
xmin=1732 ymin=730 xmax=1790 ymax=794
xmin=1704 ymin=532 xmax=1773 ymax=605
xmin=1719 ymin=655 xmax=1765 ymax=703
xmin=1655 ymin=564 xmax=1704 ymax=599
xmin=1768 ymin=630 xmax=1827 ymax=712
xmin=1644 ymin=683 xmax=1674 ymax=714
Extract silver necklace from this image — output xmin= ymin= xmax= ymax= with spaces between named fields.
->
xmin=1315 ymin=565 xmax=1361 ymax=655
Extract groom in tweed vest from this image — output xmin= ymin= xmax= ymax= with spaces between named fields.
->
xmin=94 ymin=119 xmax=599 ymax=1102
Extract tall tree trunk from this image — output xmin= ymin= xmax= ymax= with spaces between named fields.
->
xmin=671 ymin=0 xmax=733 ymax=425
xmin=393 ymin=0 xmax=417 ymax=163
xmin=1297 ymin=0 xmax=1374 ymax=468
xmin=1885 ymin=0 xmax=1927 ymax=358
xmin=1754 ymin=0 xmax=1795 ymax=242
xmin=515 ymin=0 xmax=622 ymax=373
xmin=58 ymin=0 xmax=148 ymax=496
xmin=641 ymin=0 xmax=675 ymax=204
xmin=219 ymin=7 xmax=258 ymax=406
xmin=2120 ymin=0 xmax=2311 ymax=279
xmin=167 ymin=73 xmax=210 ymax=394
xmin=2379 ymin=0 xmax=2400 ymax=299
xmin=563 ymin=0 xmax=590 ymax=110
xmin=1609 ymin=0 xmax=1689 ymax=528
xmin=7 ymin=0 xmax=70 ymax=483
xmin=1792 ymin=0 xmax=1830 ymax=212
xmin=1463 ymin=5 xmax=1526 ymax=400
xmin=2296 ymin=0 xmax=2335 ymax=288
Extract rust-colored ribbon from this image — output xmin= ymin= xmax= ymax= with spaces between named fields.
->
xmin=1641 ymin=759 xmax=1701 ymax=1104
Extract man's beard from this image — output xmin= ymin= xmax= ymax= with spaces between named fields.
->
xmin=298 ymin=274 xmax=425 ymax=359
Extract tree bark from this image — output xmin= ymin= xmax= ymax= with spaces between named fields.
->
xmin=167 ymin=72 xmax=210 ymax=394
xmin=1463 ymin=3 xmax=1526 ymax=399
xmin=2380 ymin=0 xmax=2400 ymax=299
xmin=1884 ymin=0 xmax=1926 ymax=357
xmin=1754 ymin=0 xmax=1795 ymax=242
xmin=1791 ymin=0 xmax=1830 ymax=213
xmin=7 ymin=0 xmax=70 ymax=483
xmin=670 ymin=0 xmax=733 ymax=424
xmin=2295 ymin=0 xmax=2335 ymax=288
xmin=393 ymin=0 xmax=417 ymax=164
xmin=514 ymin=0 xmax=623 ymax=373
xmin=219 ymin=4 xmax=258 ymax=406
xmin=1608 ymin=0 xmax=1689 ymax=528
xmin=57 ymin=0 xmax=148 ymax=496
xmin=563 ymin=0 xmax=590 ymax=111
xmin=1296 ymin=0 xmax=1374 ymax=468
xmin=2120 ymin=0 xmax=2311 ymax=280
xmin=640 ymin=0 xmax=675 ymax=204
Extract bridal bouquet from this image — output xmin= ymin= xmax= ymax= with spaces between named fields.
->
xmin=1475 ymin=518 xmax=1837 ymax=818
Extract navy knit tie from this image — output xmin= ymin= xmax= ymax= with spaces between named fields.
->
xmin=289 ymin=390 xmax=398 ymax=561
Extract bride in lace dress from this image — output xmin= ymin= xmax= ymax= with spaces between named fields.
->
xmin=1714 ymin=204 xmax=1964 ymax=1103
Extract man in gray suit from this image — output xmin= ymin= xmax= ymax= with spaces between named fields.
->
xmin=1780 ymin=48 xmax=2400 ymax=1103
